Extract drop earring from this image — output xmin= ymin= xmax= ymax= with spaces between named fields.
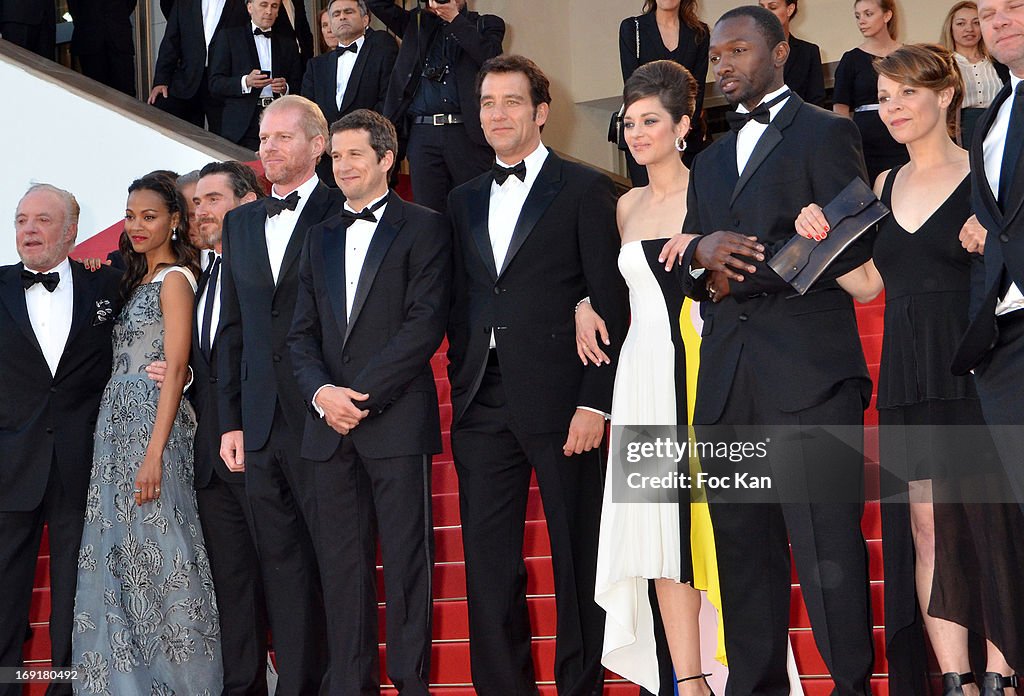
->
xmin=171 ymin=227 xmax=178 ymax=241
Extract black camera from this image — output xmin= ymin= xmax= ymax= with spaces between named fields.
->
xmin=422 ymin=62 xmax=450 ymax=81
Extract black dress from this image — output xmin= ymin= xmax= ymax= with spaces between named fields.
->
xmin=785 ymin=34 xmax=825 ymax=107
xmin=874 ymin=166 xmax=1024 ymax=690
xmin=619 ymin=12 xmax=709 ymax=185
xmin=833 ymin=47 xmax=909 ymax=180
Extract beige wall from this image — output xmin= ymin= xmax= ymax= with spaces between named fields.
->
xmin=473 ymin=0 xmax=951 ymax=174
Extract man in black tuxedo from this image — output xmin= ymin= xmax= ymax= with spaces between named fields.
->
xmin=149 ymin=0 xmax=248 ymax=132
xmin=66 ymin=0 xmax=137 ymax=96
xmin=289 ymin=109 xmax=448 ymax=696
xmin=301 ymin=0 xmax=398 ymax=187
xmin=953 ymin=0 xmax=1024 ymax=520
xmin=660 ymin=7 xmax=875 ymax=694
xmin=218 ymin=95 xmax=344 ymax=696
xmin=208 ymin=0 xmax=303 ymax=150
xmin=0 ymin=185 xmax=121 ymax=696
xmin=367 ymin=0 xmax=504 ymax=213
xmin=0 ymin=0 xmax=55 ymax=59
xmin=189 ymin=161 xmax=271 ymax=696
xmin=446 ymin=55 xmax=629 ymax=695
xmin=272 ymin=0 xmax=313 ymax=68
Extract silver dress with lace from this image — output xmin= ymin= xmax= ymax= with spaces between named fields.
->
xmin=72 ymin=269 xmax=222 ymax=695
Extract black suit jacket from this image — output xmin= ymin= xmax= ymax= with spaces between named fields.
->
xmin=676 ymin=95 xmax=873 ymax=423
xmin=208 ymin=25 xmax=304 ymax=143
xmin=66 ymin=0 xmax=137 ymax=56
xmin=152 ymin=0 xmax=248 ymax=100
xmin=188 ymin=261 xmax=239 ymax=488
xmin=952 ymin=82 xmax=1024 ymax=373
xmin=301 ymin=29 xmax=398 ymax=127
xmin=366 ymin=0 xmax=504 ymax=147
xmin=272 ymin=0 xmax=313 ymax=67
xmin=785 ymin=35 xmax=825 ymax=107
xmin=0 ymin=263 xmax=122 ymax=512
xmin=446 ymin=150 xmax=629 ymax=434
xmin=289 ymin=192 xmax=449 ymax=461
xmin=0 ymin=0 xmax=51 ymax=24
xmin=218 ymin=182 xmax=345 ymax=451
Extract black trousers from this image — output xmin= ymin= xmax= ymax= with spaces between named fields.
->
xmin=973 ymin=310 xmax=1024 ymax=515
xmin=154 ymin=71 xmax=223 ymax=134
xmin=697 ymin=362 xmax=874 ymax=696
xmin=405 ymin=122 xmax=493 ymax=214
xmin=0 ymin=458 xmax=85 ymax=696
xmin=451 ymin=357 xmax=605 ymax=696
xmin=78 ymin=50 xmax=136 ymax=97
xmin=196 ymin=475 xmax=269 ymax=696
xmin=0 ymin=21 xmax=55 ymax=60
xmin=244 ymin=406 xmax=326 ymax=696
xmin=314 ymin=437 xmax=434 ymax=695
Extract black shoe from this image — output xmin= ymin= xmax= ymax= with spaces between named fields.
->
xmin=944 ymin=672 xmax=976 ymax=695
xmin=677 ymin=673 xmax=715 ymax=696
xmin=981 ymin=672 xmax=1019 ymax=696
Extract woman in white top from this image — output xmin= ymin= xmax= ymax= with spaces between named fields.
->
xmin=941 ymin=0 xmax=1009 ymax=146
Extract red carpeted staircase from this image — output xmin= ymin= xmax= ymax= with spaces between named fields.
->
xmin=24 ymin=297 xmax=889 ymax=695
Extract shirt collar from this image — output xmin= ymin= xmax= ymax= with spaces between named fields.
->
xmin=251 ymin=21 xmax=271 ymax=36
xmin=272 ymin=173 xmax=319 ymax=202
xmin=27 ymin=257 xmax=72 ymax=278
xmin=736 ymin=84 xmax=791 ymax=116
xmin=339 ymin=35 xmax=365 ymax=51
xmin=495 ymin=142 xmax=548 ymax=173
xmin=343 ymin=190 xmax=389 ymax=215
xmin=1011 ymin=73 xmax=1023 ymax=95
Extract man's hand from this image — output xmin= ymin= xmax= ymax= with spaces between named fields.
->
xmin=270 ymin=77 xmax=288 ymax=95
xmin=428 ymin=0 xmax=460 ymax=22
xmin=959 ymin=214 xmax=987 ymax=255
xmin=562 ymin=408 xmax=605 ymax=457
xmin=245 ymin=69 xmax=272 ymax=90
xmin=78 ymin=257 xmax=112 ymax=272
xmin=220 ymin=430 xmax=246 ymax=472
xmin=705 ymin=271 xmax=731 ymax=303
xmin=148 ymin=85 xmax=169 ymax=104
xmin=692 ymin=231 xmax=765 ymax=282
xmin=315 ymin=386 xmax=370 ymax=435
xmin=575 ymin=301 xmax=611 ymax=366
xmin=145 ymin=360 xmax=167 ymax=387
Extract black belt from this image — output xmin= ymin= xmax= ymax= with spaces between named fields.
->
xmin=257 ymin=96 xmax=276 ymax=108
xmin=413 ymin=113 xmax=464 ymax=126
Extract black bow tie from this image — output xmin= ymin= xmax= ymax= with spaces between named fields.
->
xmin=253 ymin=27 xmax=272 ymax=37
xmin=493 ymin=160 xmax=527 ymax=185
xmin=335 ymin=42 xmax=358 ymax=55
xmin=266 ymin=191 xmax=300 ymax=217
xmin=725 ymin=90 xmax=791 ymax=132
xmin=22 ymin=269 xmax=60 ymax=292
xmin=340 ymin=196 xmax=387 ymax=223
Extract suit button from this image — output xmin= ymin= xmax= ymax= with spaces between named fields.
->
xmin=46 ymin=427 xmax=54 ymax=434
xmin=272 ymin=353 xmax=281 ymax=363
xmin=484 ymin=326 xmax=491 ymax=333
xmin=738 ymin=313 xmax=749 ymax=322
xmin=493 ymin=286 xmax=501 ymax=295
xmin=50 ymin=387 xmax=57 ymax=393
xmin=271 ymin=309 xmax=280 ymax=318
xmin=343 ymin=355 xmax=351 ymax=364
xmin=1000 ymin=233 xmax=1010 ymax=243
xmin=209 ymin=376 xmax=218 ymax=384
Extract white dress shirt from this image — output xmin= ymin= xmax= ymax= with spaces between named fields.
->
xmin=242 ymin=22 xmax=274 ymax=98
xmin=734 ymin=84 xmax=791 ymax=174
xmin=25 ymin=257 xmax=74 ymax=377
xmin=196 ymin=251 xmax=222 ymax=349
xmin=266 ymin=174 xmax=320 ymax=284
xmin=956 ymin=53 xmax=1004 ymax=109
xmin=983 ymin=74 xmax=1024 ymax=315
xmin=202 ymin=0 xmax=228 ymax=54
xmin=335 ymin=35 xmax=365 ymax=110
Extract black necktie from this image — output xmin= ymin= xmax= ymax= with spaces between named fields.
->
xmin=493 ymin=160 xmax=527 ymax=185
xmin=22 ymin=269 xmax=59 ymax=292
xmin=253 ymin=27 xmax=272 ymax=37
xmin=335 ymin=42 xmax=357 ymax=55
xmin=200 ymin=256 xmax=221 ymax=359
xmin=340 ymin=196 xmax=388 ymax=223
xmin=266 ymin=191 xmax=300 ymax=217
xmin=726 ymin=90 xmax=791 ymax=132
xmin=998 ymin=81 xmax=1024 ymax=210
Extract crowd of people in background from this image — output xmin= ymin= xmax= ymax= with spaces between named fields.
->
xmin=2 ymin=1 xmax=1024 ymax=696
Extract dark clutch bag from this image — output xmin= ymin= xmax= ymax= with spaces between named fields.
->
xmin=768 ymin=177 xmax=890 ymax=295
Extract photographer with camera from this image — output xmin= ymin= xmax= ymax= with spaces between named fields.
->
xmin=368 ymin=0 xmax=505 ymax=213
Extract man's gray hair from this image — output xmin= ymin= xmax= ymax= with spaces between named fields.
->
xmin=176 ymin=170 xmax=201 ymax=189
xmin=329 ymin=0 xmax=369 ymax=15
xmin=21 ymin=183 xmax=81 ymax=235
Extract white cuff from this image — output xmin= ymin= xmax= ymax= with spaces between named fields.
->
xmin=241 ymin=75 xmax=251 ymax=94
xmin=312 ymin=384 xmax=335 ymax=417
xmin=689 ymin=266 xmax=705 ymax=279
xmin=183 ymin=366 xmax=194 ymax=393
xmin=578 ymin=405 xmax=611 ymax=421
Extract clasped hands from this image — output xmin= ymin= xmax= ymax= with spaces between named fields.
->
xmin=315 ymin=386 xmax=370 ymax=436
xmin=660 ymin=231 xmax=764 ymax=304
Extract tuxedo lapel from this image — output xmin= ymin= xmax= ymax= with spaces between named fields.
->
xmin=247 ymin=203 xmax=276 ymax=287
xmin=62 ymin=262 xmax=97 ymax=353
xmin=323 ymin=51 xmax=341 ymax=114
xmin=321 ymin=218 xmax=349 ymax=340
xmin=247 ymin=31 xmax=260 ymax=72
xmin=345 ymin=194 xmax=403 ymax=346
xmin=974 ymin=84 xmax=1009 ymax=227
xmin=730 ymin=96 xmax=802 ymax=206
xmin=277 ymin=183 xmax=328 ymax=289
xmin=468 ymin=177 xmax=498 ymax=280
xmin=499 ymin=151 xmax=563 ymax=278
xmin=338 ymin=40 xmax=370 ymax=113
xmin=0 ymin=264 xmax=44 ymax=356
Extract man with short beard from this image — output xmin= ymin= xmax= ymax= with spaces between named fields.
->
xmin=0 ymin=185 xmax=121 ymax=696
xmin=190 ymin=161 xmax=272 ymax=696
xmin=218 ymin=95 xmax=344 ymax=695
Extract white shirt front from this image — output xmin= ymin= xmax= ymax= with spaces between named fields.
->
xmin=243 ymin=22 xmax=274 ymax=98
xmin=24 ymin=257 xmax=74 ymax=377
xmin=266 ymin=174 xmax=320 ymax=284
xmin=983 ymin=74 xmax=1024 ymax=315
xmin=335 ymin=35 xmax=365 ymax=110
xmin=196 ymin=251 xmax=222 ymax=349
xmin=202 ymin=0 xmax=228 ymax=50
xmin=734 ymin=84 xmax=791 ymax=175
xmin=956 ymin=53 xmax=1004 ymax=110
xmin=344 ymin=193 xmax=388 ymax=319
